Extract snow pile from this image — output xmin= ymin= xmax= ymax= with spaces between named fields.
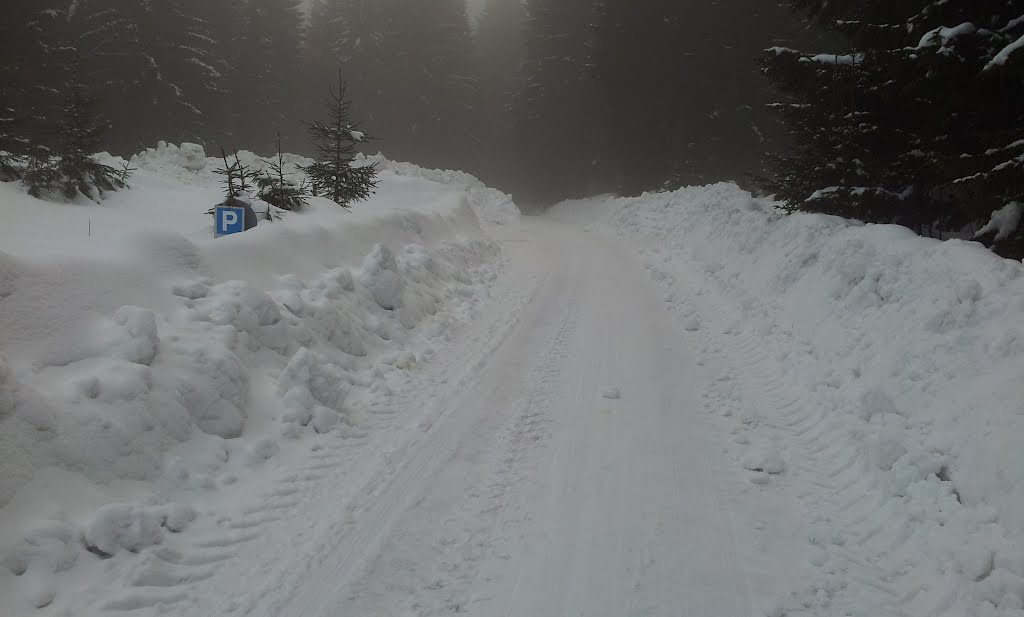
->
xmin=361 ymin=153 xmax=521 ymax=227
xmin=0 ymin=143 xmax=517 ymax=614
xmin=125 ymin=141 xmax=314 ymax=188
xmin=604 ymin=183 xmax=1024 ymax=617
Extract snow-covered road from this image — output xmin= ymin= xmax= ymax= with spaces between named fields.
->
xmin=80 ymin=217 xmax=802 ymax=617
xmin=338 ymin=220 xmax=806 ymax=617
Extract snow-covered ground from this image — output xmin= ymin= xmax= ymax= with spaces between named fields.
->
xmin=1 ymin=154 xmax=1021 ymax=617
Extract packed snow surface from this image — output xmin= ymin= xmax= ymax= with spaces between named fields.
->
xmin=0 ymin=152 xmax=1019 ymax=617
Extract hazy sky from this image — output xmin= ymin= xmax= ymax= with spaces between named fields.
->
xmin=466 ymin=0 xmax=486 ymax=21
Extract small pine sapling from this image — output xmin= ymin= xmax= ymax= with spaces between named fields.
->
xmin=117 ymin=160 xmax=137 ymax=184
xmin=257 ymin=133 xmax=309 ymax=212
xmin=214 ymin=148 xmax=257 ymax=198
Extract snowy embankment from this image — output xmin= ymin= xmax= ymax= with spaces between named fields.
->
xmin=0 ymin=143 xmax=518 ymax=613
xmin=583 ymin=184 xmax=1024 ymax=617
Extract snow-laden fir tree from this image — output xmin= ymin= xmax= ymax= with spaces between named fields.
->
xmin=762 ymin=0 xmax=1024 ymax=256
xmin=25 ymin=58 xmax=124 ymax=200
xmin=302 ymin=75 xmax=378 ymax=209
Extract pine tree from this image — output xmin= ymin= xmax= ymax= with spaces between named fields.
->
xmin=25 ymin=58 xmax=124 ymax=200
xmin=258 ymin=133 xmax=310 ymax=211
xmin=762 ymin=0 xmax=1024 ymax=253
xmin=213 ymin=149 xmax=258 ymax=199
xmin=302 ymin=75 xmax=378 ymax=208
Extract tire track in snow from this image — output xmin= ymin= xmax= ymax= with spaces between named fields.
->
xmin=640 ymin=249 xmax=970 ymax=617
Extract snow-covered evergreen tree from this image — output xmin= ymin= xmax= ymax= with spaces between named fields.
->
xmin=24 ymin=57 xmax=123 ymax=200
xmin=763 ymin=0 xmax=1024 ymax=255
xmin=258 ymin=134 xmax=310 ymax=212
xmin=303 ymin=77 xmax=378 ymax=208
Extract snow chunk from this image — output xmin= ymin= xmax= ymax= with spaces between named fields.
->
xmin=85 ymin=504 xmax=164 ymax=556
xmin=278 ymin=347 xmax=349 ymax=431
xmin=190 ymin=280 xmax=287 ymax=352
xmin=178 ymin=142 xmax=207 ymax=171
xmin=109 ymin=306 xmax=160 ymax=365
xmin=158 ymin=334 xmax=249 ymax=438
xmin=682 ymin=315 xmax=701 ymax=331
xmin=311 ymin=407 xmax=339 ymax=434
xmin=601 ymin=387 xmax=621 ymax=400
xmin=357 ymin=244 xmax=405 ymax=310
xmin=159 ymin=503 xmax=197 ymax=532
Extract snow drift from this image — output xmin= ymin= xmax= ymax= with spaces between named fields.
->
xmin=599 ymin=184 xmax=1024 ymax=617
xmin=0 ymin=143 xmax=516 ymax=614
xmin=362 ymin=153 xmax=520 ymax=227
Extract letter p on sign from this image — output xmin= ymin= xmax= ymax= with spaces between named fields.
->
xmin=215 ymin=206 xmax=246 ymax=238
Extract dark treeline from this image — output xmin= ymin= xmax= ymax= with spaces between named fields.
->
xmin=495 ymin=0 xmax=809 ymax=202
xmin=1 ymin=0 xmax=1021 ymax=253
xmin=0 ymin=0 xmax=805 ymax=203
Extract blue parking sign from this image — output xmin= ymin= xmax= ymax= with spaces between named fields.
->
xmin=215 ymin=206 xmax=246 ymax=237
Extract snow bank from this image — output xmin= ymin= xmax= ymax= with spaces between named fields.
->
xmin=602 ymin=183 xmax=1024 ymax=617
xmin=361 ymin=153 xmax=521 ymax=227
xmin=0 ymin=143 xmax=517 ymax=613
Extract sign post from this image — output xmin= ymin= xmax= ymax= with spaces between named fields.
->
xmin=215 ymin=206 xmax=246 ymax=238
